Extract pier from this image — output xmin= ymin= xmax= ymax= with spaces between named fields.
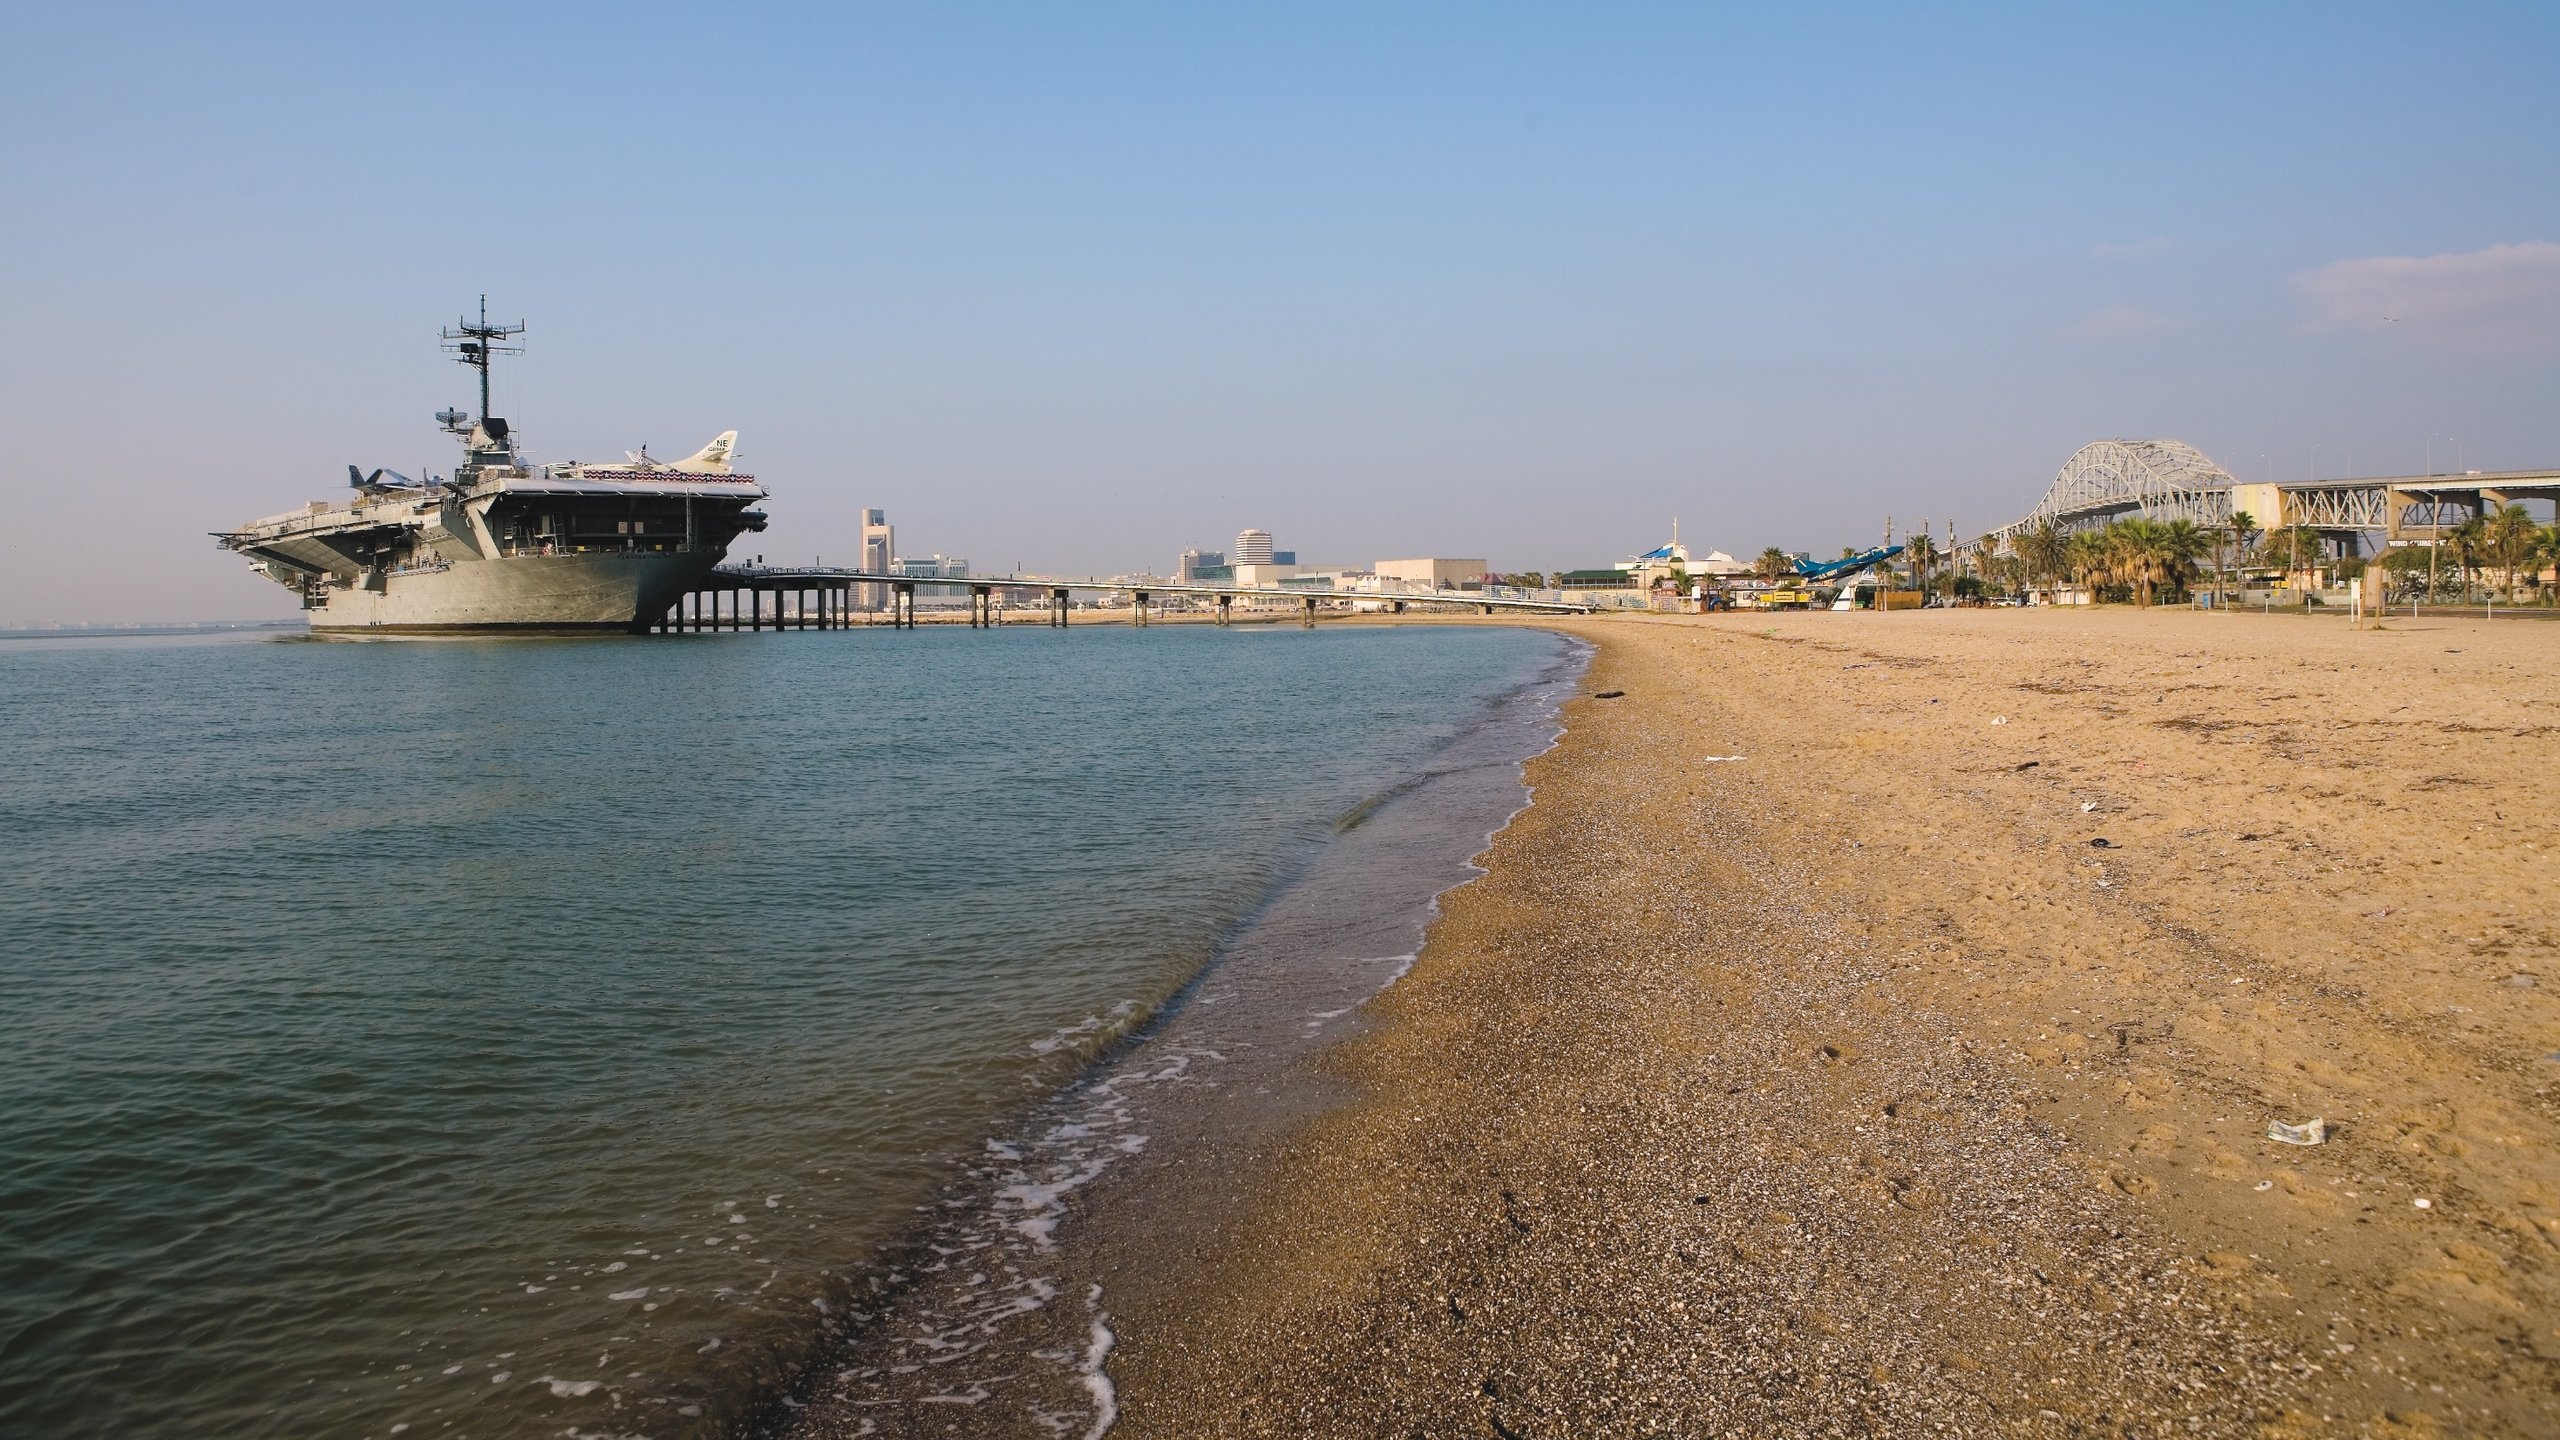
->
xmin=654 ymin=568 xmax=1597 ymax=633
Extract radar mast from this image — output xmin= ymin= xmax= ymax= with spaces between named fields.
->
xmin=439 ymin=295 xmax=524 ymax=427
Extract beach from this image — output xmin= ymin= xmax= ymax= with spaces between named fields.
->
xmin=1080 ymin=607 xmax=2557 ymax=1437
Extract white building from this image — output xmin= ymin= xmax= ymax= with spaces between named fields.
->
xmin=1374 ymin=557 xmax=1488 ymax=590
xmin=893 ymin=553 xmax=971 ymax=600
xmin=1613 ymin=523 xmax=1745 ymax=587
xmin=1233 ymin=529 xmax=1275 ymax=566
xmin=858 ymin=508 xmax=893 ymax=610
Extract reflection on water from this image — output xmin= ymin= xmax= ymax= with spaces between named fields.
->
xmin=0 ymin=623 xmax=1564 ymax=1438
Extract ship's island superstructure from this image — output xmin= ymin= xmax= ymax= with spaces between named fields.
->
xmin=218 ymin=301 xmax=767 ymax=632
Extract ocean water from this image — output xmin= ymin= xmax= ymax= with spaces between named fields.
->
xmin=0 ymin=621 xmax=1573 ymax=1438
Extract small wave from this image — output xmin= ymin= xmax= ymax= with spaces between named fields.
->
xmin=537 ymin=1376 xmax=602 ymax=1398
xmin=1029 ymin=999 xmax=1144 ymax=1056
xmin=1077 ymin=1289 xmax=1118 ymax=1440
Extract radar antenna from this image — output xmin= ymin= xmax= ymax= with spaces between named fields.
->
xmin=439 ymin=294 xmax=524 ymax=425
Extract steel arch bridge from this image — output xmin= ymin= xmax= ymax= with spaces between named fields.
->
xmin=1964 ymin=439 xmax=2560 ymax=561
xmin=1982 ymin=439 xmax=2235 ymax=546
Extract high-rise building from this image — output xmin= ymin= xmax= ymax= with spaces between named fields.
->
xmin=858 ymin=508 xmax=893 ymax=610
xmin=1177 ymin=548 xmax=1224 ymax=581
xmin=1233 ymin=528 xmax=1274 ymax=565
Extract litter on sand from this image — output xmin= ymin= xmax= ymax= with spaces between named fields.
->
xmin=1699 ymin=756 xmax=1746 ymax=763
xmin=1991 ymin=716 xmax=2009 ymax=725
xmin=1591 ymin=690 xmax=1626 ymax=700
xmin=2080 ymin=801 xmax=2099 ymax=813
xmin=2267 ymin=1117 xmax=2328 ymax=1146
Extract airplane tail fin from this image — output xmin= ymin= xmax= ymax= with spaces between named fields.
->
xmin=674 ymin=431 xmax=737 ymax=473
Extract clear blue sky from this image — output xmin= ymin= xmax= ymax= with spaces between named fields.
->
xmin=4 ymin=2 xmax=2555 ymax=622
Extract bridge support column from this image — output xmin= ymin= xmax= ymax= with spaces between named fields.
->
xmin=1215 ymin=593 xmax=1232 ymax=627
xmin=1133 ymin=591 xmax=1149 ymax=626
xmin=1302 ymin=596 xmax=1318 ymax=628
xmin=1482 ymin=603 xmax=1493 ymax=615
xmin=1049 ymin=588 xmax=1070 ymax=627
xmin=892 ymin=581 xmax=916 ymax=629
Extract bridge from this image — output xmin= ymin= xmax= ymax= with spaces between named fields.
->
xmin=655 ymin=568 xmax=1599 ymax=632
xmin=1971 ymin=439 xmax=2560 ymax=555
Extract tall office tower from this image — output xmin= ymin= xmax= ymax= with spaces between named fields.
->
xmin=1177 ymin=548 xmax=1223 ymax=581
xmin=859 ymin=509 xmax=894 ymax=610
xmin=1233 ymin=528 xmax=1275 ymax=566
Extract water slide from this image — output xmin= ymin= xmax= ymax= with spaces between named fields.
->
xmin=1792 ymin=544 xmax=1905 ymax=581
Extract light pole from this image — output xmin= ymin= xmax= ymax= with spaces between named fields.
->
xmin=2423 ymin=435 xmax=2453 ymax=605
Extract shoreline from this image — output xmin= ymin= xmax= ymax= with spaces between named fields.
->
xmin=775 ymin=628 xmax=1592 ymax=1437
xmin=1095 ymin=608 xmax=2556 ymax=1437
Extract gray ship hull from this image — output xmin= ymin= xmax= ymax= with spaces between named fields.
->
xmin=306 ymin=551 xmax=714 ymax=633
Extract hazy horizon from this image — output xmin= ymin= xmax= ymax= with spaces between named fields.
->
xmin=5 ymin=3 xmax=2556 ymax=625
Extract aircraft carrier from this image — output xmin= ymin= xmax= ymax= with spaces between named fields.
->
xmin=217 ymin=301 xmax=767 ymax=633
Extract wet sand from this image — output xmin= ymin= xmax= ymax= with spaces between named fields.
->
xmin=1101 ymin=608 xmax=2559 ymax=1437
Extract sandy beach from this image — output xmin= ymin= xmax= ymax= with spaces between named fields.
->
xmin=1086 ymin=607 xmax=2558 ymax=1438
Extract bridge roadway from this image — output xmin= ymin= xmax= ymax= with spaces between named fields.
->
xmin=2250 ymin=470 xmax=2560 ymax=538
xmin=658 ymin=568 xmax=1597 ymax=632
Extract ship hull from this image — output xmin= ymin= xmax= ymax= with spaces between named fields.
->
xmin=306 ymin=551 xmax=717 ymax=633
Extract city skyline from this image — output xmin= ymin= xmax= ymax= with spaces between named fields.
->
xmin=4 ymin=5 xmax=2556 ymax=623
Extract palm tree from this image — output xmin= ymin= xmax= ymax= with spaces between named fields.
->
xmin=1755 ymin=547 xmax=1794 ymax=583
xmin=2252 ymin=524 xmax=2323 ymax=585
xmin=2485 ymin=504 xmax=2540 ymax=600
xmin=2220 ymin=509 xmax=2258 ymax=603
xmin=2445 ymin=517 xmax=2489 ymax=597
xmin=2106 ymin=517 xmax=2178 ymax=606
xmin=2014 ymin=522 xmax=2065 ymax=602
xmin=1904 ymin=532 xmax=1938 ymax=601
xmin=2065 ymin=529 xmax=2111 ymax=599
xmin=2161 ymin=519 xmax=2211 ymax=601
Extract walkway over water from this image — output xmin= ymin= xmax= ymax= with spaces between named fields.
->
xmin=660 ymin=568 xmax=1597 ymax=632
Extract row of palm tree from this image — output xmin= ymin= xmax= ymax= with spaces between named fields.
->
xmin=1732 ymin=503 xmax=2559 ymax=606
xmin=1996 ymin=517 xmax=2215 ymax=605
xmin=1990 ymin=506 xmax=2560 ymax=606
xmin=2384 ymin=504 xmax=2560 ymax=601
